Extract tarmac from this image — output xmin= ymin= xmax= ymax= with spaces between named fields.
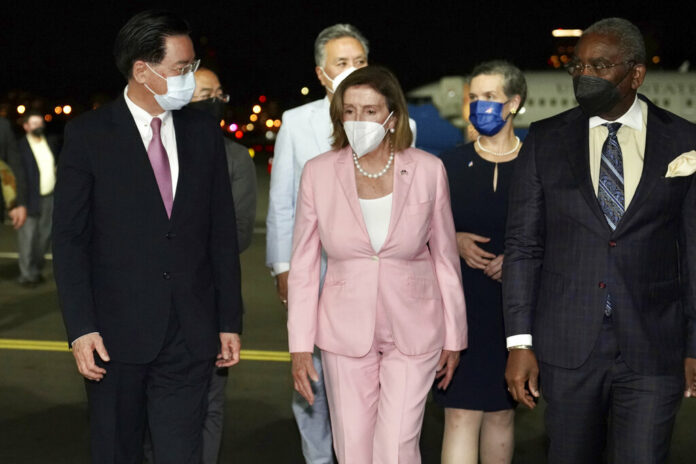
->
xmin=1 ymin=159 xmax=695 ymax=463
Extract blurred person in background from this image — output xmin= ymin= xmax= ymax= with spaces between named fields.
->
xmin=0 ymin=116 xmax=27 ymax=231
xmin=16 ymin=110 xmax=59 ymax=286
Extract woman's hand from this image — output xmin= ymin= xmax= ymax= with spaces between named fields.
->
xmin=291 ymin=352 xmax=319 ymax=405
xmin=456 ymin=232 xmax=496 ymax=270
xmin=435 ymin=349 xmax=460 ymax=390
xmin=484 ymin=254 xmax=504 ymax=282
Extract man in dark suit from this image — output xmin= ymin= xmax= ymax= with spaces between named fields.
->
xmin=503 ymin=18 xmax=696 ymax=463
xmin=0 ymin=116 xmax=27 ymax=230
xmin=52 ymin=10 xmax=243 ymax=464
xmin=16 ymin=110 xmax=60 ymax=285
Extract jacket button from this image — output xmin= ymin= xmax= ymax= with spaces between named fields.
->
xmin=598 ymin=281 xmax=606 ymax=288
xmin=609 ymin=241 xmax=617 ymax=247
xmin=371 ymin=255 xmax=379 ymax=261
xmin=165 ymin=233 xmax=176 ymax=239
xmin=163 ymin=272 xmax=171 ymax=280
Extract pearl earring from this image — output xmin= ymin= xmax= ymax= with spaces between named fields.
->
xmin=389 ymin=128 xmax=395 ymax=133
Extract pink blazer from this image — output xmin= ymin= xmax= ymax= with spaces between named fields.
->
xmin=288 ymin=146 xmax=467 ymax=357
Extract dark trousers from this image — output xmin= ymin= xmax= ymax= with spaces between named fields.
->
xmin=86 ymin=309 xmax=213 ymax=464
xmin=540 ymin=316 xmax=683 ymax=464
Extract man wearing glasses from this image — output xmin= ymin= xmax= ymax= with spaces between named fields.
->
xmin=53 ymin=10 xmax=243 ymax=463
xmin=502 ymin=17 xmax=696 ymax=463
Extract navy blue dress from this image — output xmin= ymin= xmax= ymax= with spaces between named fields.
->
xmin=433 ymin=142 xmax=516 ymax=411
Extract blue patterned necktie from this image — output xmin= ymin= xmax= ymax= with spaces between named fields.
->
xmin=598 ymin=122 xmax=623 ymax=316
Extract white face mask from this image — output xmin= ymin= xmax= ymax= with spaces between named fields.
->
xmin=145 ymin=63 xmax=196 ymax=111
xmin=321 ymin=66 xmax=357 ymax=93
xmin=343 ymin=111 xmax=394 ymax=158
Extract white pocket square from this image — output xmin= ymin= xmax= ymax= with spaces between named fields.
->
xmin=665 ymin=150 xmax=696 ymax=177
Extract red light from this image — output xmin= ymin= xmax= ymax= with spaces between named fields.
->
xmin=253 ymin=144 xmax=263 ymax=152
xmin=259 ymin=95 xmax=267 ymax=103
xmin=265 ymin=145 xmax=274 ymax=152
xmin=235 ymin=131 xmax=243 ymax=139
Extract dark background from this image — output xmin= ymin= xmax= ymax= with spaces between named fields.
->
xmin=1 ymin=0 xmax=694 ymax=116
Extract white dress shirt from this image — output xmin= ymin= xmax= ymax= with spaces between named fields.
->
xmin=123 ymin=87 xmax=179 ymax=198
xmin=506 ymin=97 xmax=647 ymax=349
xmin=27 ymin=135 xmax=56 ymax=195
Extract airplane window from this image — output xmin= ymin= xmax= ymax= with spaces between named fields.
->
xmin=562 ymin=98 xmax=568 ymax=106
xmin=539 ymin=98 xmax=546 ymax=106
xmin=686 ymin=99 xmax=693 ymax=108
xmin=663 ymin=99 xmax=670 ymax=107
xmin=528 ymin=98 xmax=534 ymax=106
xmin=550 ymin=98 xmax=557 ymax=106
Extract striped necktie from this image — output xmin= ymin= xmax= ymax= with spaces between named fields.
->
xmin=597 ymin=122 xmax=623 ymax=316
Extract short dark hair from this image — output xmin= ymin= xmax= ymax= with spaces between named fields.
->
xmin=470 ymin=60 xmax=528 ymax=113
xmin=583 ymin=18 xmax=646 ymax=64
xmin=114 ymin=10 xmax=190 ymax=80
xmin=22 ymin=110 xmax=44 ymax=124
xmin=330 ymin=66 xmax=412 ymax=151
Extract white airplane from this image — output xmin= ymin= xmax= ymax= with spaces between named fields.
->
xmin=408 ymin=69 xmax=696 ymax=129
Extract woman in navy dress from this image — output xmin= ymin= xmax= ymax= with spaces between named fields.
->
xmin=433 ymin=61 xmax=527 ymax=464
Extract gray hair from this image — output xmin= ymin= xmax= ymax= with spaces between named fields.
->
xmin=314 ymin=24 xmax=369 ymax=67
xmin=583 ymin=18 xmax=646 ymax=64
xmin=470 ymin=60 xmax=528 ymax=110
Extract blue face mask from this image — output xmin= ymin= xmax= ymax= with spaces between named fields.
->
xmin=469 ymin=100 xmax=510 ymax=136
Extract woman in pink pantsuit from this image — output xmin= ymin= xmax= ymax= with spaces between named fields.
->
xmin=288 ymin=66 xmax=467 ymax=464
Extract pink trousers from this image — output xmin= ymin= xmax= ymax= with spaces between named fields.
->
xmin=321 ymin=304 xmax=441 ymax=464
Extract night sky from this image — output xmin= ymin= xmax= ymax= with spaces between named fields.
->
xmin=2 ymin=0 xmax=695 ymax=113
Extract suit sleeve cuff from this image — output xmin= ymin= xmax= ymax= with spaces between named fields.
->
xmin=272 ymin=262 xmax=290 ymax=275
xmin=506 ymin=334 xmax=532 ymax=348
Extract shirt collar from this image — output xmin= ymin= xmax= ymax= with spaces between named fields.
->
xmin=589 ymin=95 xmax=643 ymax=130
xmin=123 ymin=86 xmax=172 ymax=130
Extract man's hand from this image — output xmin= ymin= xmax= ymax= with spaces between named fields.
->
xmin=684 ymin=357 xmax=696 ymax=398
xmin=484 ymin=254 xmax=504 ymax=282
xmin=275 ymin=271 xmax=289 ymax=307
xmin=435 ymin=349 xmax=460 ymax=390
xmin=291 ymin=352 xmax=318 ymax=405
xmin=505 ymin=349 xmax=540 ymax=409
xmin=71 ymin=332 xmax=110 ymax=381
xmin=456 ymin=232 xmax=496 ymax=270
xmin=8 ymin=206 xmax=27 ymax=230
xmin=217 ymin=333 xmax=241 ymax=367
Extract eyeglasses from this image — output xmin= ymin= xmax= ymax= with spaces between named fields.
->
xmin=564 ymin=60 xmax=635 ymax=76
xmin=175 ymin=59 xmax=201 ymax=76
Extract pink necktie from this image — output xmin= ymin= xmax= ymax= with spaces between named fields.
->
xmin=147 ymin=117 xmax=173 ymax=218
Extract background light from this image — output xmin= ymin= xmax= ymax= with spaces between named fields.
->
xmin=234 ymin=130 xmax=243 ymax=139
xmin=273 ymin=119 xmax=281 ymax=128
xmin=62 ymin=105 xmax=72 ymax=115
xmin=259 ymin=95 xmax=267 ymax=103
xmin=44 ymin=114 xmax=53 ymax=122
xmin=246 ymin=123 xmax=254 ymax=131
xmin=265 ymin=119 xmax=274 ymax=128
xmin=17 ymin=105 xmax=26 ymax=114
xmin=54 ymin=106 xmax=62 ymax=114
xmin=552 ymin=28 xmax=582 ymax=37
xmin=250 ymin=114 xmax=258 ymax=122
xmin=252 ymin=105 xmax=261 ymax=114
xmin=301 ymin=87 xmax=309 ymax=95
xmin=228 ymin=123 xmax=238 ymax=132
xmin=248 ymin=148 xmax=255 ymax=159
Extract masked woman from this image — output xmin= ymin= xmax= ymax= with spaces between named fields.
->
xmin=432 ymin=60 xmax=527 ymax=464
xmin=288 ymin=66 xmax=467 ymax=464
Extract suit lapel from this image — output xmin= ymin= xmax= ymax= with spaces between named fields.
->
xmin=383 ymin=150 xmax=415 ymax=247
xmin=334 ymin=146 xmax=370 ymax=240
xmin=564 ymin=112 xmax=611 ymax=231
xmin=170 ymin=111 xmax=191 ymax=222
xmin=615 ymin=103 xmax=669 ymax=232
xmin=310 ymin=98 xmax=333 ymax=154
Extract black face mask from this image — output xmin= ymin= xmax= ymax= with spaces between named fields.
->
xmin=188 ymin=98 xmax=225 ymax=122
xmin=572 ymin=66 xmax=634 ymax=117
xmin=30 ymin=127 xmax=45 ymax=137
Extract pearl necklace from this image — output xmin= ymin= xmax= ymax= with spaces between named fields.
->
xmin=353 ymin=148 xmax=394 ymax=179
xmin=475 ymin=136 xmax=520 ymax=193
xmin=476 ymin=136 xmax=520 ymax=156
